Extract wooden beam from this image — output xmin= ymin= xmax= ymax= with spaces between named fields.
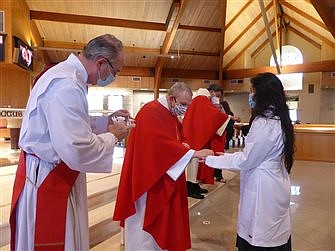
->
xmin=225 ymin=0 xmax=253 ymax=30
xmin=154 ymin=0 xmax=187 ymax=99
xmin=37 ymin=40 xmax=219 ymax=58
xmin=284 ymin=13 xmax=335 ymax=48
xmin=225 ymin=19 xmax=275 ymax=70
xmin=119 ymin=66 xmax=153 ymax=77
xmin=178 ymin=24 xmax=221 ymax=33
xmin=250 ymin=30 xmax=276 ymax=58
xmin=219 ymin=0 xmax=227 ymax=85
xmin=223 ymin=60 xmax=335 ymax=79
xmin=310 ymin=0 xmax=335 ymax=39
xmin=259 ymin=0 xmax=281 ymax=74
xmin=30 ymin=10 xmax=167 ymax=31
xmin=223 ymin=1 xmax=272 ymax=55
xmin=279 ymin=0 xmax=328 ymax=30
xmin=287 ymin=26 xmax=321 ymax=49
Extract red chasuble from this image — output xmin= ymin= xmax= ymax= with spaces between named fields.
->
xmin=113 ymin=100 xmax=191 ymax=251
xmin=182 ymin=95 xmax=229 ymax=184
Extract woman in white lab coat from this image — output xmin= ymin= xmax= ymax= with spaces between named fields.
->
xmin=206 ymin=72 xmax=294 ymax=250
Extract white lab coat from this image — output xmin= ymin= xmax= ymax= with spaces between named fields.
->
xmin=15 ymin=54 xmax=117 ymax=251
xmin=206 ymin=116 xmax=291 ymax=247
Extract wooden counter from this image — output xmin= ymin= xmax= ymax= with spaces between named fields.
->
xmin=294 ymin=124 xmax=335 ymax=162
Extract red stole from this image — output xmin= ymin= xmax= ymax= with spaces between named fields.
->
xmin=10 ymin=151 xmax=79 ymax=251
xmin=113 ymin=100 xmax=191 ymax=251
xmin=182 ymin=96 xmax=228 ymax=184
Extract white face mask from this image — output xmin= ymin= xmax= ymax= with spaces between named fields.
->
xmin=171 ymin=103 xmax=188 ymax=116
xmin=211 ymin=96 xmax=220 ymax=105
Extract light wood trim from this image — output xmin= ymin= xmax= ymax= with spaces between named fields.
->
xmin=287 ymin=26 xmax=321 ymax=49
xmin=309 ymin=0 xmax=335 ymax=39
xmin=30 ymin=10 xmax=167 ymax=31
xmin=283 ymin=13 xmax=335 ymax=48
xmin=224 ymin=59 xmax=335 ymax=79
xmin=223 ymin=1 xmax=272 ymax=55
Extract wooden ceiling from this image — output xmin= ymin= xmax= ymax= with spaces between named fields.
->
xmin=26 ymin=0 xmax=335 ymax=80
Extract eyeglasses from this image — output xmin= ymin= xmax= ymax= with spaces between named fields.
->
xmin=103 ymin=57 xmax=120 ymax=76
xmin=173 ymin=97 xmax=188 ymax=107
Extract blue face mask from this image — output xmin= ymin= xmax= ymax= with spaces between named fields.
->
xmin=97 ymin=72 xmax=116 ymax=87
xmin=248 ymin=93 xmax=256 ymax=108
xmin=97 ymin=62 xmax=116 ymax=87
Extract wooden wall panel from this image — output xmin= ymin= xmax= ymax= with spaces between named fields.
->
xmin=0 ymin=65 xmax=30 ymax=108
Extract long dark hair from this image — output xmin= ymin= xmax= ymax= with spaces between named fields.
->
xmin=250 ymin=72 xmax=295 ymax=173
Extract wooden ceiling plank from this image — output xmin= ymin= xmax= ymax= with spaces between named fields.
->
xmin=279 ymin=0 xmax=328 ymax=30
xmin=259 ymin=0 xmax=280 ymax=74
xmin=309 ymin=0 xmax=335 ymax=39
xmin=284 ymin=13 xmax=335 ymax=48
xmin=223 ymin=1 xmax=272 ymax=55
xmin=30 ymin=10 xmax=167 ymax=31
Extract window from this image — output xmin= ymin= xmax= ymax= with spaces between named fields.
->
xmin=270 ymin=45 xmax=303 ymax=90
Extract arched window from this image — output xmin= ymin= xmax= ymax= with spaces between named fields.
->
xmin=270 ymin=45 xmax=303 ymax=90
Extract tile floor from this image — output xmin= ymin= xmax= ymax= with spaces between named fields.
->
xmin=0 ymin=139 xmax=334 ymax=250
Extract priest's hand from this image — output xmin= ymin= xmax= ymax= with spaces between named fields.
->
xmin=193 ymin=149 xmax=214 ymax=162
xmin=108 ymin=121 xmax=129 ymax=142
xmin=110 ymin=109 xmax=131 ymax=119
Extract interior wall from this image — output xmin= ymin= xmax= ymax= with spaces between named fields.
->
xmin=251 ymin=29 xmax=335 ymax=124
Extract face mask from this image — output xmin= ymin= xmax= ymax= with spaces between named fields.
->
xmin=211 ymin=96 xmax=220 ymax=105
xmin=248 ymin=93 xmax=256 ymax=108
xmin=97 ymin=72 xmax=116 ymax=87
xmin=97 ymin=63 xmax=116 ymax=87
xmin=171 ymin=103 xmax=187 ymax=116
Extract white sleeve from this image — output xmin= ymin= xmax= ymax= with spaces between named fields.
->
xmin=167 ymin=150 xmax=195 ymax=181
xmin=45 ymin=82 xmax=117 ymax=173
xmin=206 ymin=118 xmax=278 ymax=171
xmin=90 ymin=116 xmax=109 ymax=134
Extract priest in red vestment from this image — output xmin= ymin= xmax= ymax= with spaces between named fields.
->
xmin=182 ymin=88 xmax=231 ymax=185
xmin=113 ymin=82 xmax=213 ymax=251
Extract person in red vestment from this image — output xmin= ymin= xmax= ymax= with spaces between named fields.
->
xmin=182 ymin=88 xmax=231 ymax=197
xmin=113 ymin=82 xmax=214 ymax=251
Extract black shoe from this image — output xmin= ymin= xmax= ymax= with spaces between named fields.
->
xmin=195 ymin=183 xmax=208 ymax=194
xmin=188 ymin=192 xmax=205 ymax=199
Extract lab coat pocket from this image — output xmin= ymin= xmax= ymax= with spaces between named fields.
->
xmin=239 ymin=190 xmax=257 ymax=230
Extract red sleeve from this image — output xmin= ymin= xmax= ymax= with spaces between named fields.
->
xmin=182 ymin=95 xmax=229 ymax=150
